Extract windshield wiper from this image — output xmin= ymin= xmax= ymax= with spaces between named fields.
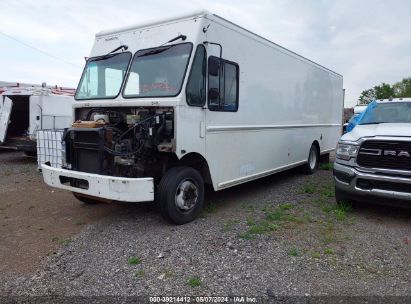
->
xmin=137 ymin=34 xmax=187 ymax=58
xmin=359 ymin=122 xmax=388 ymax=125
xmin=138 ymin=45 xmax=172 ymax=57
xmin=87 ymin=44 xmax=129 ymax=62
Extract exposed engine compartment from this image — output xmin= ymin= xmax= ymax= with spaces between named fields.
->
xmin=63 ymin=107 xmax=174 ymax=179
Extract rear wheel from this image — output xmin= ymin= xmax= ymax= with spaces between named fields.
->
xmin=72 ymin=192 xmax=101 ymax=205
xmin=157 ymin=166 xmax=204 ymax=225
xmin=303 ymin=144 xmax=319 ymax=174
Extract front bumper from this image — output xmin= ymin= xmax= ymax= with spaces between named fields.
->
xmin=334 ymin=162 xmax=411 ymax=201
xmin=41 ymin=164 xmax=154 ymax=202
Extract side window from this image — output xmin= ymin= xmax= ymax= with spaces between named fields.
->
xmin=208 ymin=56 xmax=239 ymax=112
xmin=186 ymin=45 xmax=206 ymax=106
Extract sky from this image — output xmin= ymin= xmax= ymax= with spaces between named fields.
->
xmin=0 ymin=0 xmax=410 ymax=107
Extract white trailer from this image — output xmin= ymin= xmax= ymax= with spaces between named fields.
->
xmin=40 ymin=11 xmax=343 ymax=224
xmin=0 ymin=82 xmax=74 ymax=154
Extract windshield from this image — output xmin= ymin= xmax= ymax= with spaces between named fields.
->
xmin=123 ymin=43 xmax=192 ymax=98
xmin=359 ymin=102 xmax=411 ymax=124
xmin=75 ymin=52 xmax=131 ymax=100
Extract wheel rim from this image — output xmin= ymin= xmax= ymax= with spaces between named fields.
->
xmin=309 ymin=148 xmax=317 ymax=170
xmin=175 ymin=179 xmax=199 ymax=212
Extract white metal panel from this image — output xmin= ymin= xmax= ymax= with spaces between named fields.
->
xmin=0 ymin=97 xmax=13 ymax=143
xmin=78 ymin=13 xmax=343 ymax=192
xmin=41 ymin=164 xmax=154 ymax=202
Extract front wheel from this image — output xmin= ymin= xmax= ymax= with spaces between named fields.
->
xmin=303 ymin=144 xmax=319 ymax=174
xmin=157 ymin=166 xmax=204 ymax=225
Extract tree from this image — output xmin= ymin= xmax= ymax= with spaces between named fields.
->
xmin=373 ymin=83 xmax=394 ymax=99
xmin=358 ymin=88 xmax=375 ymax=104
xmin=358 ymin=78 xmax=411 ymax=103
xmin=393 ymin=78 xmax=411 ymax=98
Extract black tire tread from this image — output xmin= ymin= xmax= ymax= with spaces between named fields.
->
xmin=157 ymin=166 xmax=204 ymax=225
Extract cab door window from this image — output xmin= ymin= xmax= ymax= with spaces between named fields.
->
xmin=208 ymin=56 xmax=239 ymax=112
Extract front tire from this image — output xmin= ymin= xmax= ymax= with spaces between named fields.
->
xmin=157 ymin=166 xmax=204 ymax=225
xmin=303 ymin=144 xmax=319 ymax=174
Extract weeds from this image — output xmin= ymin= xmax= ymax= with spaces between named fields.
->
xmin=288 ymin=247 xmax=299 ymax=257
xmin=222 ymin=219 xmax=239 ymax=232
xmin=303 ymin=183 xmax=315 ymax=194
xmin=319 ymin=163 xmax=333 ymax=170
xmin=204 ymin=202 xmax=218 ymax=213
xmin=324 ymin=248 xmax=334 ymax=255
xmin=128 ymin=256 xmax=142 ymax=265
xmin=52 ymin=237 xmax=72 ymax=246
xmin=321 ymin=186 xmax=335 ymax=198
xmin=241 ymin=203 xmax=255 ymax=212
xmin=134 ymin=270 xmax=145 ymax=278
xmin=74 ymin=220 xmax=85 ymax=226
xmin=164 ymin=269 xmax=174 ymax=278
xmin=187 ymin=277 xmax=202 ymax=287
xmin=334 ymin=202 xmax=352 ymax=221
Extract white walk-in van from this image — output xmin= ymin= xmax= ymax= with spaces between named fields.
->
xmin=0 ymin=82 xmax=74 ymax=155
xmin=40 ymin=11 xmax=343 ymax=224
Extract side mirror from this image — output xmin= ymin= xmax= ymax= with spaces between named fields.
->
xmin=208 ymin=57 xmax=220 ymax=76
xmin=208 ymin=88 xmax=219 ymax=100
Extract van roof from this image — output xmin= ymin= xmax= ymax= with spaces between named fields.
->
xmin=376 ymin=98 xmax=411 ymax=103
xmin=96 ymin=10 xmax=342 ymax=77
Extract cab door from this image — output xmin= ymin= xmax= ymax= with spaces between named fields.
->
xmin=0 ymin=97 xmax=13 ymax=143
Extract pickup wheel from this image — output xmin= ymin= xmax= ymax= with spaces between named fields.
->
xmin=303 ymin=144 xmax=319 ymax=174
xmin=157 ymin=166 xmax=204 ymax=225
xmin=72 ymin=192 xmax=100 ymax=205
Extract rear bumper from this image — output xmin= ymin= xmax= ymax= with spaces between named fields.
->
xmin=334 ymin=162 xmax=411 ymax=201
xmin=41 ymin=164 xmax=154 ymax=202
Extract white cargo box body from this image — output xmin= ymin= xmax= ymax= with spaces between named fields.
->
xmin=73 ymin=11 xmax=343 ymax=190
xmin=0 ymin=85 xmax=74 ymax=153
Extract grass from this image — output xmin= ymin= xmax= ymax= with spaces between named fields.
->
xmin=52 ymin=237 xmax=72 ymax=246
xmin=334 ymin=202 xmax=352 ymax=221
xmin=221 ymin=219 xmax=239 ymax=232
xmin=288 ymin=247 xmax=299 ymax=257
xmin=74 ymin=219 xmax=85 ymax=226
xmin=319 ymin=163 xmax=333 ymax=170
xmin=204 ymin=202 xmax=218 ymax=213
xmin=321 ymin=221 xmax=335 ymax=245
xmin=187 ymin=277 xmax=202 ymax=287
xmin=239 ymin=203 xmax=300 ymax=239
xmin=265 ymin=209 xmax=286 ymax=221
xmin=128 ymin=256 xmax=142 ymax=265
xmin=321 ymin=186 xmax=335 ymax=198
xmin=311 ymin=252 xmax=321 ymax=259
xmin=134 ymin=270 xmax=145 ymax=278
xmin=303 ymin=183 xmax=315 ymax=194
xmin=324 ymin=248 xmax=334 ymax=255
xmin=241 ymin=203 xmax=255 ymax=212
xmin=164 ymin=269 xmax=174 ymax=278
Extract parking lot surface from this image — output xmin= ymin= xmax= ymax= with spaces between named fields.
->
xmin=1 ymin=150 xmax=410 ymax=297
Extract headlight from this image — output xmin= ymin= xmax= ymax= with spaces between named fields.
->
xmin=336 ymin=143 xmax=359 ymax=160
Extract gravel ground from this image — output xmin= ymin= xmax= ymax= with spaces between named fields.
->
xmin=1 ymin=151 xmax=411 ymax=298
